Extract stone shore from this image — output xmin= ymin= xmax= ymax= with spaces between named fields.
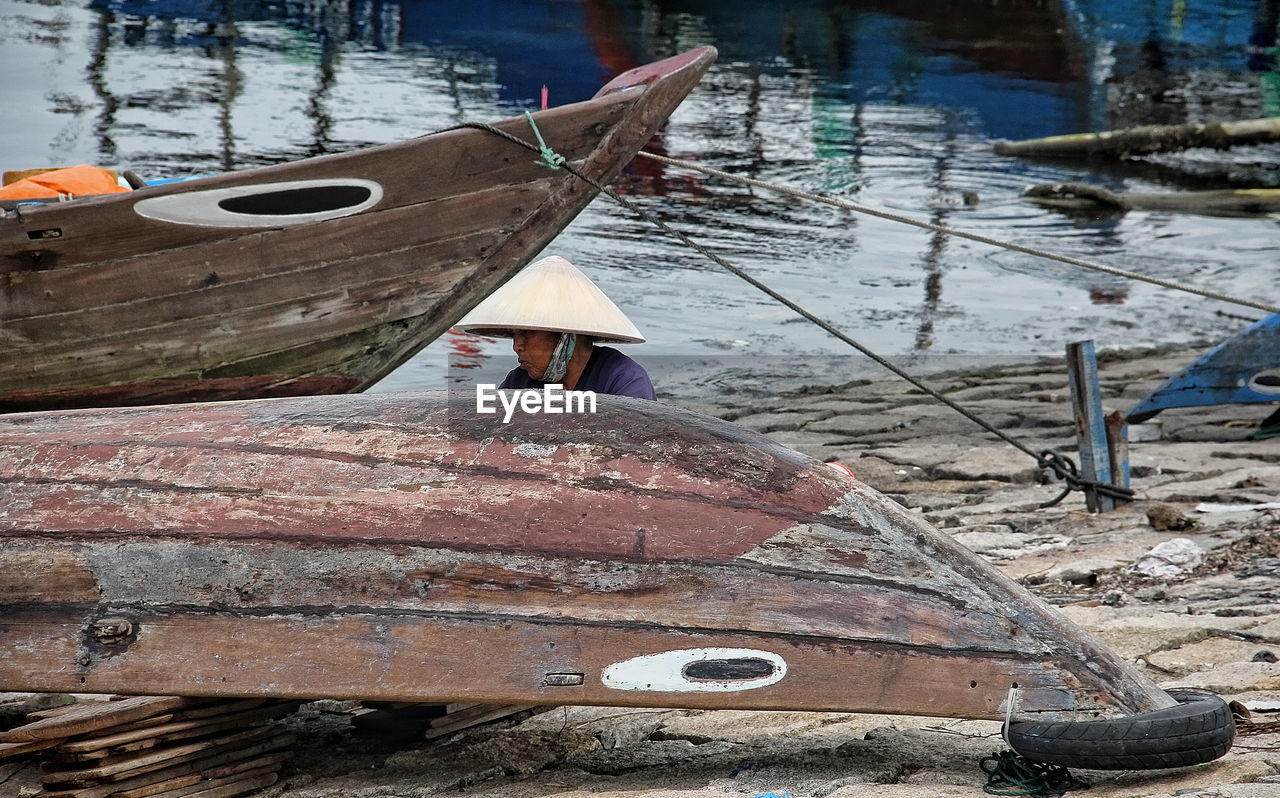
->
xmin=3 ymin=346 xmax=1277 ymax=797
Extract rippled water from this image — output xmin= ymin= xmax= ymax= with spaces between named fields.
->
xmin=3 ymin=0 xmax=1277 ymax=401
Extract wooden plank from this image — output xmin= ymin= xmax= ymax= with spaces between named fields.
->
xmin=42 ymin=716 xmax=180 ymax=762
xmin=198 ymin=751 xmax=292 ymax=780
xmin=5 ymin=221 xmax=491 ymax=347
xmin=1024 ymin=181 xmax=1280 ymax=214
xmin=44 ymin=738 xmax=154 ymax=764
xmin=4 ymin=231 xmax=492 ymax=396
xmin=0 ymin=736 xmax=65 ymax=759
xmin=424 ymin=705 xmax=537 ymax=739
xmin=1066 ymin=340 xmax=1114 ymax=512
xmin=0 ymin=540 xmax=1026 ymax=660
xmin=6 ymin=180 xmax=552 ymax=319
xmin=149 ymin=703 xmax=300 ymax=747
xmin=147 ymin=769 xmax=278 ymax=798
xmin=115 ymin=760 xmax=283 ymax=798
xmin=39 ymin=737 xmax=293 ymax=798
xmin=40 ymin=727 xmax=291 ymax=786
xmin=0 ymin=548 xmax=100 ymax=604
xmin=108 ymin=771 xmax=204 ymax=798
xmin=0 ymin=697 xmax=195 ymax=744
xmin=28 ymin=713 xmax=175 ymax=738
xmin=55 ymin=702 xmax=299 ymax=755
xmin=27 ymin=701 xmax=113 ymax=722
xmin=0 ymin=609 xmax=1128 ymax=721
xmin=1105 ymin=411 xmax=1131 ymax=495
xmin=170 ymin=700 xmax=268 ymax=721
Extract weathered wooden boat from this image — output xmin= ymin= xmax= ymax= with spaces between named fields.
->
xmin=0 ymin=393 xmax=1233 ymax=769
xmin=0 ymin=47 xmax=715 ymax=413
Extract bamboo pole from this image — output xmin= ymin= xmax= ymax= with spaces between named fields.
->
xmin=1024 ymin=182 xmax=1280 ymax=215
xmin=994 ymin=117 xmax=1280 ymax=158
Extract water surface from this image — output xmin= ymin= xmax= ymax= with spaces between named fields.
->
xmin=2 ymin=0 xmax=1277 ymax=401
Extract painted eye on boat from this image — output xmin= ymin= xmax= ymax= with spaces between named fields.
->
xmin=1248 ymin=371 xmax=1280 ymax=396
xmin=132 ymin=178 xmax=383 ymax=228
xmin=216 ymin=184 xmax=374 ymax=216
xmin=682 ymin=657 xmax=778 ymax=681
xmin=601 ymin=648 xmax=787 ymax=692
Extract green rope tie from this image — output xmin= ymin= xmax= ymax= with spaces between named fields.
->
xmin=980 ymin=750 xmax=1089 ymax=796
xmin=524 ymin=111 xmax=565 ymax=169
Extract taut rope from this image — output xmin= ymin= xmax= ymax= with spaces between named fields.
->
xmin=637 ymin=151 xmax=1280 ymax=316
xmin=454 ymin=120 xmax=1134 ymax=505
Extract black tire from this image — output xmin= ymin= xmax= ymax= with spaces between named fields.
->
xmin=1007 ymin=690 xmax=1235 ymax=770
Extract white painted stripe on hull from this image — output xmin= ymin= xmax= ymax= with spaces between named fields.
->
xmin=133 ymin=178 xmax=383 ymax=228
xmin=601 ymin=648 xmax=786 ymax=693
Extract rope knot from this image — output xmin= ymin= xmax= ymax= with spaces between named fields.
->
xmin=1036 ymin=450 xmax=1078 ymax=482
xmin=524 ymin=111 xmax=566 ymax=169
xmin=1037 ymin=449 xmax=1135 ymax=507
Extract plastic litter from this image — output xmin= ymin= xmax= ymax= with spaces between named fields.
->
xmin=1130 ymin=537 xmax=1203 ymax=579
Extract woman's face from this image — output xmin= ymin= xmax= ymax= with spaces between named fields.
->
xmin=511 ymin=329 xmax=560 ymax=379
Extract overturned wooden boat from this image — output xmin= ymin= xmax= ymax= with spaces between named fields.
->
xmin=0 ymin=393 xmax=1232 ymax=769
xmin=0 ymin=48 xmax=715 ymax=413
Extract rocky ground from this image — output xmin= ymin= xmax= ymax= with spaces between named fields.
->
xmin=3 ymin=345 xmax=1278 ymax=798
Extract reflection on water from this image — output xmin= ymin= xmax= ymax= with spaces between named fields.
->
xmin=2 ymin=0 xmax=1277 ymax=401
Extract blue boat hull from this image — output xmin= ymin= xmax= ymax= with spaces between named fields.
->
xmin=1126 ymin=313 xmax=1280 ymax=423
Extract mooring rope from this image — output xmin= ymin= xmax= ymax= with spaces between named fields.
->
xmin=452 ymin=120 xmax=1132 ymax=505
xmin=637 ymin=151 xmax=1280 ymax=316
xmin=979 ymin=750 xmax=1090 ymax=796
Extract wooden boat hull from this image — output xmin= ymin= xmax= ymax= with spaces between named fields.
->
xmin=0 ymin=49 xmax=715 ymax=413
xmin=0 ymin=393 xmax=1175 ymax=723
xmin=1127 ymin=312 xmax=1280 ymax=422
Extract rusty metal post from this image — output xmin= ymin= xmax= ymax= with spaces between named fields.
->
xmin=1067 ymin=341 xmax=1114 ymax=512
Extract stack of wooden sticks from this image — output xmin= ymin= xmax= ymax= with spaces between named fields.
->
xmin=351 ymin=701 xmax=543 ymax=740
xmin=0 ymin=695 xmax=299 ymax=798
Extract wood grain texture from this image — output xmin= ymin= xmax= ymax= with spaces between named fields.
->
xmin=0 ymin=697 xmax=197 ymax=744
xmin=0 ymin=48 xmax=717 ymax=411
xmin=0 ymin=393 xmax=1174 ymax=722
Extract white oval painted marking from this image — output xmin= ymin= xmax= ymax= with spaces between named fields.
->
xmin=601 ymin=647 xmax=786 ymax=693
xmin=133 ymin=178 xmax=383 ymax=228
xmin=1248 ymin=371 xmax=1280 ymax=396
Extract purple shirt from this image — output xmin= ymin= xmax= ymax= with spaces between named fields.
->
xmin=499 ymin=346 xmax=656 ymax=400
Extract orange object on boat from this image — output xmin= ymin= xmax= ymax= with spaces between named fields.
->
xmin=0 ymin=164 xmax=130 ymax=200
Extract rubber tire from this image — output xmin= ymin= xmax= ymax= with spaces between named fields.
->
xmin=1007 ymin=690 xmax=1235 ymax=770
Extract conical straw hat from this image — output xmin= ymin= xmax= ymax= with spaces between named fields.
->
xmin=453 ymin=255 xmax=645 ymax=343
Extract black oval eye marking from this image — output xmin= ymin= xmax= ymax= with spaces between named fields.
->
xmin=682 ymin=657 xmax=778 ymax=681
xmin=1251 ymin=370 xmax=1280 ymax=394
xmin=217 ymin=185 xmax=373 ymax=216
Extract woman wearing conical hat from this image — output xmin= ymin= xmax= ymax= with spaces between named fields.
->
xmin=453 ymin=255 xmax=656 ymax=400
